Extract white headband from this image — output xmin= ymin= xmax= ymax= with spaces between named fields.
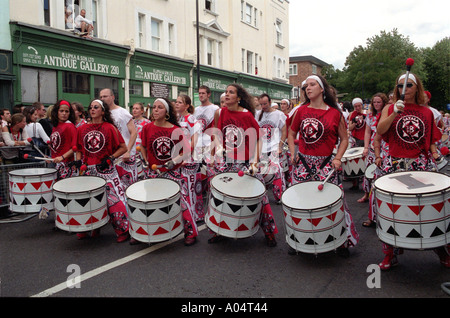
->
xmin=93 ymin=99 xmax=105 ymax=110
xmin=398 ymin=73 xmax=417 ymax=84
xmin=306 ymin=75 xmax=324 ymax=90
xmin=282 ymin=99 xmax=290 ymax=105
xmin=352 ymin=98 xmax=363 ymax=106
xmin=155 ymin=98 xmax=170 ymax=113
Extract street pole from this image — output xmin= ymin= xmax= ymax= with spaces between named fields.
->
xmin=196 ymin=0 xmax=200 ymax=90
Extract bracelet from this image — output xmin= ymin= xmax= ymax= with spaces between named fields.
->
xmin=61 ymin=155 xmax=65 ymax=160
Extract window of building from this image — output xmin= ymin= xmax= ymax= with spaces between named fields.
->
xmin=62 ymin=71 xmax=90 ymax=94
xmin=241 ymin=1 xmax=258 ymax=27
xmin=247 ymin=51 xmax=253 ymax=74
xmin=21 ymin=68 xmax=57 ymax=104
xmin=289 ymin=64 xmax=297 ymax=76
xmin=129 ymin=81 xmax=143 ymax=96
xmin=138 ymin=13 xmax=146 ymax=48
xmin=276 ymin=19 xmax=283 ymax=46
xmin=44 ymin=0 xmax=51 ymax=26
xmin=312 ymin=64 xmax=317 ymax=75
xmin=205 ymin=0 xmax=215 ymax=12
xmin=94 ymin=75 xmax=119 ymax=101
xmin=168 ymin=23 xmax=175 ymax=55
xmin=151 ymin=18 xmax=161 ymax=52
xmin=207 ymin=39 xmax=213 ymax=66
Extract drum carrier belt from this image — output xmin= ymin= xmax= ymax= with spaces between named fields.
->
xmin=297 ymin=153 xmax=332 ymax=180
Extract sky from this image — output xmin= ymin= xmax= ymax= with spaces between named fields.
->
xmin=289 ymin=0 xmax=450 ymax=70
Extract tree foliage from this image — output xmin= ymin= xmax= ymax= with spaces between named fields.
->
xmin=323 ymin=29 xmax=449 ymax=110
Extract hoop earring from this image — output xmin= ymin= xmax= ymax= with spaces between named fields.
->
xmin=165 ymin=113 xmax=170 ymax=120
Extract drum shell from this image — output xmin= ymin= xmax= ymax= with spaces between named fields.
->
xmin=126 ymin=179 xmax=182 ymax=243
xmin=281 ymin=181 xmax=347 ymax=254
xmin=53 ymin=176 xmax=108 ymax=232
xmin=341 ymin=147 xmax=366 ymax=178
xmin=8 ymin=168 xmax=57 ymax=213
xmin=206 ymin=172 xmax=265 ymax=239
xmin=374 ymin=171 xmax=450 ymax=249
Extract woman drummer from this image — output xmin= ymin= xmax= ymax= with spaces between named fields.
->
xmin=208 ymin=83 xmax=278 ymax=247
xmin=288 ymin=75 xmax=359 ymax=256
xmin=140 ymin=97 xmax=198 ymax=246
xmin=49 ymin=100 xmax=78 ymax=179
xmin=75 ymin=99 xmax=130 ymax=242
xmin=376 ymin=72 xmax=447 ymax=269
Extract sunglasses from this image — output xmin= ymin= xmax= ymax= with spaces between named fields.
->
xmin=88 ymin=105 xmax=102 ymax=110
xmin=397 ymin=83 xmax=414 ymax=89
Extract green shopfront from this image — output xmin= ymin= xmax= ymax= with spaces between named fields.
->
xmin=10 ymin=22 xmax=129 ymax=108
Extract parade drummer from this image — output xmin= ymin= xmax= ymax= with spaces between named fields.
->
xmin=360 ymin=94 xmax=389 ymax=228
xmin=49 ymin=100 xmax=78 ymax=179
xmin=1 ymin=113 xmax=30 ymax=164
xmin=376 ymin=72 xmax=447 ymax=270
xmin=75 ymin=99 xmax=130 ymax=243
xmin=287 ymin=75 xmax=359 ymax=256
xmin=255 ymin=93 xmax=287 ymax=202
xmin=208 ymin=83 xmax=278 ymax=247
xmin=175 ymin=94 xmax=204 ymax=222
xmin=140 ymin=97 xmax=198 ymax=246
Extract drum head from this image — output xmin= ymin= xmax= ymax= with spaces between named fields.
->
xmin=9 ymin=168 xmax=56 ymax=176
xmin=365 ymin=163 xmax=377 ymax=179
xmin=211 ymin=172 xmax=265 ymax=199
xmin=126 ymin=178 xmax=180 ymax=202
xmin=53 ymin=176 xmax=106 ymax=193
xmin=282 ymin=181 xmax=342 ymax=210
xmin=342 ymin=147 xmax=364 ymax=161
xmin=374 ymin=171 xmax=450 ymax=195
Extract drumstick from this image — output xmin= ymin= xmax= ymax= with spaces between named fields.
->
xmin=27 ymin=137 xmax=48 ymax=158
xmin=318 ymin=169 xmax=335 ymax=191
xmin=401 ymin=58 xmax=415 ymax=101
xmin=23 ymin=154 xmax=54 ymax=162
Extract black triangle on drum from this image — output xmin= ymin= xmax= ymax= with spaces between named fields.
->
xmin=290 ymin=234 xmax=300 ymax=243
xmin=305 ymin=238 xmax=318 ymax=245
xmin=325 ymin=235 xmax=335 ymax=243
xmin=212 ymin=196 xmax=222 ymax=208
xmin=94 ymin=192 xmax=104 ymax=203
xmin=247 ymin=203 xmax=259 ymax=212
xmin=141 ymin=208 xmax=156 ymax=217
xmin=387 ymin=226 xmax=399 ymax=236
xmin=58 ymin=197 xmax=70 ymax=207
xmin=340 ymin=226 xmax=346 ymax=236
xmin=128 ymin=205 xmax=136 ymax=213
xmin=406 ymin=229 xmax=422 ymax=238
xmin=227 ymin=203 xmax=241 ymax=213
xmin=12 ymin=197 xmax=17 ymax=205
xmin=446 ymin=223 xmax=450 ymax=234
xmin=430 ymin=227 xmax=444 ymax=238
xmin=21 ymin=197 xmax=32 ymax=205
xmin=75 ymin=198 xmax=90 ymax=207
xmin=36 ymin=197 xmax=48 ymax=205
xmin=160 ymin=204 xmax=172 ymax=214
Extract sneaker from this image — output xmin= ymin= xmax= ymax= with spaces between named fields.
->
xmin=265 ymin=234 xmax=277 ymax=247
xmin=76 ymin=232 xmax=89 ymax=240
xmin=184 ymin=237 xmax=197 ymax=246
xmin=116 ymin=232 xmax=130 ymax=243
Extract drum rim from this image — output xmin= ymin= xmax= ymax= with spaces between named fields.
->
xmin=281 ymin=181 xmax=343 ymax=211
xmin=53 ymin=175 xmax=106 ymax=193
xmin=373 ymin=171 xmax=450 ymax=196
xmin=8 ymin=168 xmax=57 ymax=177
xmin=342 ymin=147 xmax=365 ymax=161
xmin=210 ymin=172 xmax=266 ymax=199
xmin=126 ymin=178 xmax=181 ymax=203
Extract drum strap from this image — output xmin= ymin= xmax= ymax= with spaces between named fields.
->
xmin=297 ymin=153 xmax=332 ymax=178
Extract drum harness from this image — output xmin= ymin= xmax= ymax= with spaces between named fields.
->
xmin=296 ymin=152 xmax=334 ymax=181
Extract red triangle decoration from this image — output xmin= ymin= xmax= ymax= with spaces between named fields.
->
xmin=307 ymin=217 xmax=322 ymax=227
xmin=44 ymin=180 xmax=53 ymax=188
xmin=172 ymin=220 xmax=181 ymax=230
xmin=136 ymin=227 xmax=148 ymax=235
xmin=102 ymin=209 xmax=108 ymax=219
xmin=67 ymin=218 xmax=81 ymax=226
xmin=153 ymin=227 xmax=169 ymax=235
xmin=209 ymin=215 xmax=219 ymax=226
xmin=219 ymin=220 xmax=230 ymax=230
xmin=408 ymin=205 xmax=424 ymax=216
xmin=56 ymin=215 xmax=63 ymax=224
xmin=386 ymin=203 xmax=401 ymax=213
xmin=292 ymin=216 xmax=301 ymax=225
xmin=327 ymin=211 xmax=337 ymax=222
xmin=85 ymin=216 xmax=99 ymax=225
xmin=236 ymin=224 xmax=249 ymax=232
xmin=31 ymin=182 xmax=42 ymax=190
xmin=376 ymin=198 xmax=383 ymax=208
xmin=432 ymin=202 xmax=444 ymax=213
xmin=16 ymin=183 xmax=26 ymax=191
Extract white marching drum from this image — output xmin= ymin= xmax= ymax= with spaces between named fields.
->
xmin=374 ymin=171 xmax=450 ymax=250
xmin=9 ymin=168 xmax=57 ymax=213
xmin=206 ymin=172 xmax=266 ymax=239
xmin=53 ymin=176 xmax=108 ymax=232
xmin=341 ymin=147 xmax=366 ymax=178
xmin=281 ymin=181 xmax=347 ymax=254
xmin=126 ymin=178 xmax=183 ymax=243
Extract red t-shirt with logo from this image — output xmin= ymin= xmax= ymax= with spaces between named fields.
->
xmin=290 ymin=104 xmax=342 ymax=156
xmin=349 ymin=111 xmax=366 ymax=140
xmin=217 ymin=107 xmax=260 ymax=161
xmin=77 ymin=122 xmax=125 ymax=165
xmin=141 ymin=122 xmax=188 ymax=171
xmin=382 ymin=103 xmax=441 ymax=158
xmin=50 ymin=122 xmax=78 ymax=162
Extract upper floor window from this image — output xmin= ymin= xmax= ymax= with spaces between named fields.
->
xmin=289 ymin=64 xmax=298 ymax=76
xmin=276 ymin=19 xmax=283 ymax=46
xmin=241 ymin=1 xmax=258 ymax=27
xmin=151 ymin=18 xmax=161 ymax=52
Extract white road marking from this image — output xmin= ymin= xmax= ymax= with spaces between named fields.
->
xmin=31 ymin=224 xmax=207 ymax=297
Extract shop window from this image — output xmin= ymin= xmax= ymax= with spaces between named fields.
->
xmin=63 ymin=71 xmax=90 ymax=94
xmin=94 ymin=75 xmax=118 ymax=100
xmin=130 ymin=82 xmax=143 ymax=96
xmin=21 ymin=68 xmax=57 ymax=104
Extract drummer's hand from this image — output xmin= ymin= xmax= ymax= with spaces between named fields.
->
xmin=363 ymin=147 xmax=369 ymax=157
xmin=375 ymin=157 xmax=382 ymax=167
xmin=53 ymin=156 xmax=64 ymax=164
xmin=432 ymin=151 xmax=440 ymax=160
xmin=394 ymin=100 xmax=404 ymax=113
xmin=122 ymin=151 xmax=130 ymax=162
xmin=331 ymin=158 xmax=342 ymax=170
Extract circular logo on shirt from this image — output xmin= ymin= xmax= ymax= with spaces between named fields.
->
xmin=84 ymin=130 xmax=105 ymax=154
xmin=50 ymin=131 xmax=61 ymax=152
xmin=152 ymin=136 xmax=175 ymax=161
xmin=260 ymin=123 xmax=273 ymax=141
xmin=223 ymin=124 xmax=244 ymax=150
xmin=300 ymin=118 xmax=324 ymax=144
xmin=396 ymin=115 xmax=425 ymax=143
